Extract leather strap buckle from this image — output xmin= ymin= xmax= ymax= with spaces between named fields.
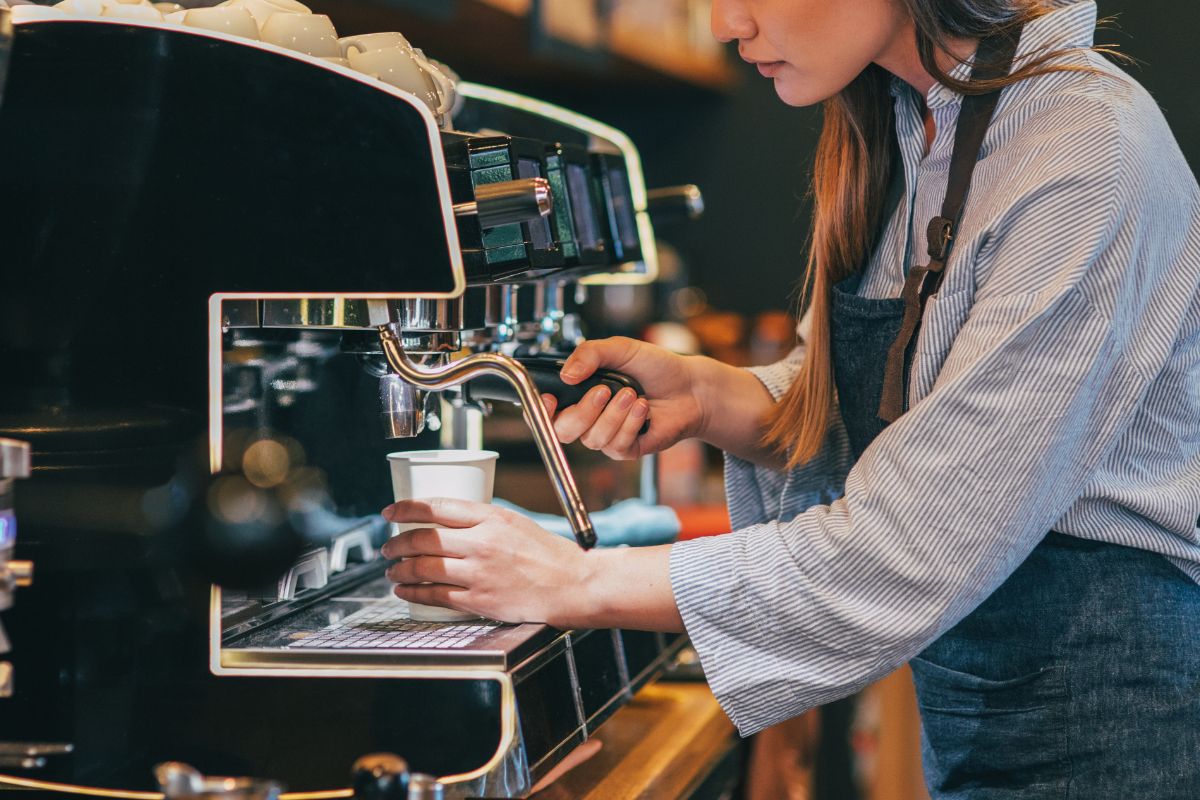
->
xmin=926 ymin=216 xmax=954 ymax=261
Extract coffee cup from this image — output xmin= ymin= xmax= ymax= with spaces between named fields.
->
xmin=183 ymin=6 xmax=258 ymax=39
xmin=56 ymin=0 xmax=104 ymax=16
xmin=220 ymin=0 xmax=309 ymax=30
xmin=260 ymin=11 xmax=338 ymax=58
xmin=386 ymin=449 xmax=499 ymax=623
xmin=101 ymin=0 xmax=162 ymax=21
xmin=412 ymin=48 xmax=455 ymax=119
xmin=347 ymin=45 xmax=441 ymax=117
xmin=9 ymin=3 xmax=67 ymax=19
xmin=337 ymin=31 xmax=411 ymax=58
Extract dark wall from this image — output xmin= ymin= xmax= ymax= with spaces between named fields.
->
xmin=528 ymin=1 xmax=1199 ymax=317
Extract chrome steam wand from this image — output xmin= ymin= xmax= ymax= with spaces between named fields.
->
xmin=378 ymin=324 xmax=597 ymax=550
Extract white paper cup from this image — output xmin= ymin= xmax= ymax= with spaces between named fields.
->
xmin=386 ymin=449 xmax=498 ymax=623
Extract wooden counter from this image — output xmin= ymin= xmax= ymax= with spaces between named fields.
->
xmin=531 ymin=681 xmax=738 ymax=799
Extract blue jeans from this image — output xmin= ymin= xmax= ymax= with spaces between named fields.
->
xmin=911 ymin=533 xmax=1200 ymax=798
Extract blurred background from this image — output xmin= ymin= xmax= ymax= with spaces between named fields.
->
xmin=304 ymin=0 xmax=1199 ymax=325
xmin=317 ymin=0 xmax=1200 ymax=526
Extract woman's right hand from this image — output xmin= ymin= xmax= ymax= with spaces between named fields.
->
xmin=543 ymin=337 xmax=705 ymax=461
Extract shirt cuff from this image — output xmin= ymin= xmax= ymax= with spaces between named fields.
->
xmin=669 ymin=528 xmax=825 ymax=737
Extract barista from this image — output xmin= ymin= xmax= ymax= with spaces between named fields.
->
xmin=380 ymin=0 xmax=1200 ymax=796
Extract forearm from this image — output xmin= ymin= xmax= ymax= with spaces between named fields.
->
xmin=690 ymin=355 xmax=785 ymax=469
xmin=556 ymin=544 xmax=684 ymax=633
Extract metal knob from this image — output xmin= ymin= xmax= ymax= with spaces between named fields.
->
xmin=155 ymin=762 xmax=283 ymax=800
xmin=454 ymin=177 xmax=552 ymax=229
xmin=407 ymin=774 xmax=443 ymax=800
xmin=351 ymin=753 xmax=409 ymax=800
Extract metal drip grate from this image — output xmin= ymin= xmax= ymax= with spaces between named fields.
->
xmin=287 ymin=602 xmax=499 ymax=650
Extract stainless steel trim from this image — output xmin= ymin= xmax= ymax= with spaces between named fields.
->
xmin=275 ymin=549 xmax=330 ymax=602
xmin=484 ymin=285 xmax=520 ymax=345
xmin=0 ymin=440 xmax=30 ymax=481
xmin=328 ymin=527 xmax=376 ymax=573
xmin=645 ymin=184 xmax=705 ymax=221
xmin=0 ymin=741 xmax=73 ymax=770
xmin=639 ymin=453 xmax=659 ymax=506
xmin=378 ymin=325 xmax=597 ymax=550
xmin=563 ymin=636 xmax=587 ymax=738
xmin=394 ymin=299 xmax=465 ymax=332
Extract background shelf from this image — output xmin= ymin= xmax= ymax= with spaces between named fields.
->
xmin=307 ymin=0 xmax=739 ymax=94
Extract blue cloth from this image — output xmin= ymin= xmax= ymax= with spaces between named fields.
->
xmin=492 ymin=497 xmax=679 ymax=548
xmin=669 ymin=0 xmax=1200 ymax=738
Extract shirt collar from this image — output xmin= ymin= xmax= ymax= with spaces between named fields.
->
xmin=888 ymin=0 xmax=1098 ymax=109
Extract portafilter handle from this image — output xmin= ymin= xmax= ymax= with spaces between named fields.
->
xmin=378 ymin=324 xmax=598 ymax=550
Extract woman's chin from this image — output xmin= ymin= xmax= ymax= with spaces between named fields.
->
xmin=770 ymin=77 xmax=835 ymax=108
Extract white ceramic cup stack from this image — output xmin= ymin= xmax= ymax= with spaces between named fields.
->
xmin=259 ymin=10 xmax=338 ymax=56
xmin=386 ymin=449 xmax=499 ymax=623
xmin=339 ymin=30 xmax=451 ymax=123
xmin=181 ymin=5 xmax=257 ymax=38
xmin=100 ymin=0 xmax=161 ymax=20
xmin=40 ymin=0 xmax=458 ymax=124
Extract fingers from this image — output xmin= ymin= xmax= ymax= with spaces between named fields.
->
xmin=383 ymin=497 xmax=493 ymax=528
xmin=579 ymin=387 xmax=639 ymax=450
xmin=393 ymin=582 xmax=470 ymax=611
xmin=559 ymin=337 xmax=639 ymax=385
xmin=551 ymin=384 xmax=612 ymax=444
xmin=380 ymin=526 xmax=474 ymax=559
xmin=386 ymin=554 xmax=475 ymax=587
xmin=541 ymin=393 xmax=558 ymax=417
xmin=602 ymin=398 xmax=650 ymax=460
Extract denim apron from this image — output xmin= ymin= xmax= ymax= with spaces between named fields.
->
xmin=828 ymin=113 xmax=1200 ymax=800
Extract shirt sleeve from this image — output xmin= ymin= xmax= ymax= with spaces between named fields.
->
xmin=724 ymin=340 xmax=853 ymax=530
xmin=671 ymin=118 xmax=1196 ymax=736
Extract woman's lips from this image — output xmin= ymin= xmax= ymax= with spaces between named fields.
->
xmin=756 ymin=61 xmax=784 ymax=78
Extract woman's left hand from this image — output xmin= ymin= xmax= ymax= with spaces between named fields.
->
xmin=380 ymin=498 xmax=592 ymax=627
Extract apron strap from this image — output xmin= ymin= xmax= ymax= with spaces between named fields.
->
xmin=878 ymin=25 xmax=1025 ymax=423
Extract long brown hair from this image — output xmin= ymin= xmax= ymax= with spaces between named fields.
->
xmin=763 ymin=0 xmax=1113 ymax=468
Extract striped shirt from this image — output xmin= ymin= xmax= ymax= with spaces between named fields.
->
xmin=669 ymin=0 xmax=1200 ymax=737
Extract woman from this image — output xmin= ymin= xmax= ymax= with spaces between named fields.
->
xmin=381 ymin=0 xmax=1200 ymax=795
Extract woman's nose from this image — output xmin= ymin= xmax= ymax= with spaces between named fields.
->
xmin=711 ymin=0 xmax=756 ymax=43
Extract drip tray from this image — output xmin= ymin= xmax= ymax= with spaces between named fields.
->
xmin=220 ymin=576 xmax=560 ymax=671
xmin=286 ymin=604 xmax=500 ymax=651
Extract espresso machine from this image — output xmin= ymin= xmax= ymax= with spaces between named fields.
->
xmin=0 ymin=12 xmax=699 ymax=799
